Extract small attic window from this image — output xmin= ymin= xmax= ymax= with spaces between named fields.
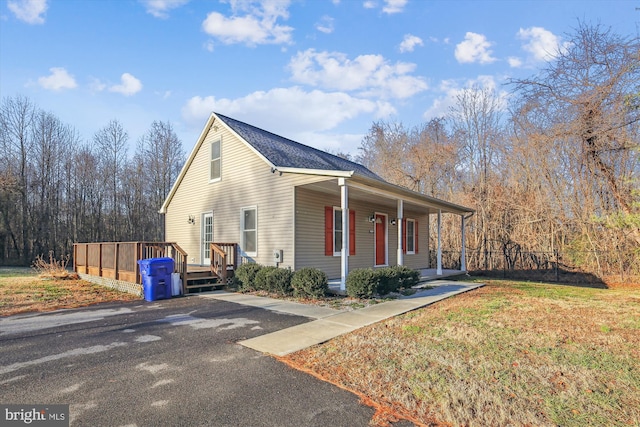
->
xmin=210 ymin=138 xmax=221 ymax=182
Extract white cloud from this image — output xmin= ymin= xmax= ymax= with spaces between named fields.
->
xmin=382 ymin=0 xmax=407 ymax=14
xmin=423 ymin=75 xmax=509 ymax=120
xmin=517 ymin=26 xmax=567 ymax=63
xmin=182 ymin=87 xmax=394 ymax=155
xmin=507 ymin=56 xmax=523 ymax=68
xmin=37 ymin=67 xmax=77 ymax=91
xmin=109 ymin=73 xmax=143 ymax=96
xmin=315 ymin=15 xmax=334 ymax=34
xmin=141 ymin=0 xmax=190 ymax=19
xmin=203 ymin=40 xmax=215 ymax=52
xmin=8 ymin=0 xmax=47 ymax=24
xmin=399 ymin=34 xmax=423 ymax=53
xmin=182 ymin=87 xmax=392 ymax=128
xmin=202 ymin=0 xmax=293 ymax=46
xmin=89 ymin=77 xmax=107 ymax=93
xmin=455 ymin=32 xmax=496 ymax=64
xmin=288 ymin=49 xmax=427 ymax=99
xmin=362 ymin=0 xmax=406 ymax=13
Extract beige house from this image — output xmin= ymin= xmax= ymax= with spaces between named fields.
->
xmin=160 ymin=112 xmax=473 ymax=290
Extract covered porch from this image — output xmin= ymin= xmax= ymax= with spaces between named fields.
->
xmin=295 ymin=175 xmax=474 ymax=291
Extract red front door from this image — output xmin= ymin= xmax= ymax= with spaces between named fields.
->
xmin=375 ymin=214 xmax=386 ymax=266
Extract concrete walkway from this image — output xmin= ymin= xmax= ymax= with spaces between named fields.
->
xmin=200 ymin=280 xmax=483 ymax=356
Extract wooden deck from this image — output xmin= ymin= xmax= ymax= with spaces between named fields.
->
xmin=74 ymin=242 xmax=188 ymax=287
xmin=73 ymin=241 xmax=240 ymax=295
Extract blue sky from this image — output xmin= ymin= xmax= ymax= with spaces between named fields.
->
xmin=1 ymin=0 xmax=637 ymax=156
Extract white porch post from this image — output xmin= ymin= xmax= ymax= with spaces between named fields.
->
xmin=461 ymin=215 xmax=467 ymax=272
xmin=339 ymin=178 xmax=349 ymax=291
xmin=437 ymin=209 xmax=443 ymax=275
xmin=397 ymin=199 xmax=404 ymax=266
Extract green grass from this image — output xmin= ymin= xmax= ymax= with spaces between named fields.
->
xmin=284 ymin=278 xmax=640 ymax=426
xmin=0 ymin=267 xmax=36 ymax=278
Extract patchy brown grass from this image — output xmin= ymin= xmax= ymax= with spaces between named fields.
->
xmin=0 ymin=269 xmax=139 ymax=316
xmin=282 ymin=279 xmax=640 ymax=426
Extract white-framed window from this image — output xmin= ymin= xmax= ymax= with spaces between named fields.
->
xmin=324 ymin=206 xmax=355 ymax=257
xmin=210 ymin=138 xmax=221 ymax=182
xmin=333 ymin=207 xmax=342 ymax=256
xmin=241 ymin=206 xmax=257 ymax=256
xmin=406 ymin=218 xmax=416 ymax=254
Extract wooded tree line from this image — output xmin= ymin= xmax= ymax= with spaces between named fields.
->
xmin=357 ymin=24 xmax=639 ymax=281
xmin=0 ymin=97 xmax=185 ymax=265
xmin=1 ymin=23 xmax=637 ymax=282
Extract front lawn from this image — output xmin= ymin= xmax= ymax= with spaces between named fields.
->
xmin=282 ymin=279 xmax=640 ymax=426
xmin=0 ymin=268 xmax=139 ymax=316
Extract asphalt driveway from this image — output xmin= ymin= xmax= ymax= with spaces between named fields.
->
xmin=0 ymin=296 xmax=384 ymax=426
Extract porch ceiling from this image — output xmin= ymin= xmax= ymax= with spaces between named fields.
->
xmin=296 ymin=178 xmax=471 ymax=215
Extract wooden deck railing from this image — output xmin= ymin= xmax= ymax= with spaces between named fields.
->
xmin=74 ymin=242 xmax=188 ymax=292
xmin=210 ymin=243 xmax=239 ymax=283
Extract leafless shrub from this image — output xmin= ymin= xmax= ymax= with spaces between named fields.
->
xmin=31 ymin=252 xmax=78 ymax=280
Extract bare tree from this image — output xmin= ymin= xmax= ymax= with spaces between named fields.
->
xmin=358 ymin=121 xmax=411 ymax=187
xmin=135 ymin=120 xmax=185 ymax=240
xmin=407 ymin=117 xmax=460 ymax=198
xmin=31 ymin=110 xmax=80 ymax=257
xmin=510 ymin=22 xmax=640 ymax=251
xmin=94 ymin=120 xmax=129 ymax=241
xmin=70 ymin=145 xmax=104 ymax=243
xmin=0 ymin=97 xmax=192 ymax=265
xmin=358 ymin=118 xmax=460 ymax=198
xmin=0 ymin=96 xmax=36 ymax=263
xmin=448 ymin=86 xmax=504 ymax=269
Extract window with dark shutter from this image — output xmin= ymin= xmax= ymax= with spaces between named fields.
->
xmin=325 ymin=206 xmax=356 ymax=256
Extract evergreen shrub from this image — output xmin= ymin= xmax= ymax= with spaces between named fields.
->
xmin=234 ymin=262 xmax=263 ymax=292
xmin=291 ymin=267 xmax=328 ymax=298
xmin=346 ymin=268 xmax=379 ymax=298
xmin=254 ymin=266 xmax=293 ymax=295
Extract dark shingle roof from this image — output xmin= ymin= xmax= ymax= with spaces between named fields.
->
xmin=216 ymin=113 xmax=382 ymax=181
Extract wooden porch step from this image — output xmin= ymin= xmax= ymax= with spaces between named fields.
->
xmin=184 ymin=263 xmax=235 ymax=294
xmin=185 ymin=272 xmax=224 ymax=294
xmin=187 ymin=270 xmax=218 ymax=280
xmin=186 ymin=283 xmax=223 ymax=290
xmin=185 ymin=279 xmax=223 ymax=294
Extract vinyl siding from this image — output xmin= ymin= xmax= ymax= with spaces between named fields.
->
xmin=294 ymin=187 xmax=431 ymax=279
xmin=165 ymin=124 xmax=325 ymax=267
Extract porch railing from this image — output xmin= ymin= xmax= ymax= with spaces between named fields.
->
xmin=210 ymin=243 xmax=239 ymax=283
xmin=73 ymin=242 xmax=188 ymax=291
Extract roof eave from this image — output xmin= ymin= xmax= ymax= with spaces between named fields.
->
xmin=351 ymin=175 xmax=475 ymax=215
xmin=276 ymin=167 xmax=354 ymax=178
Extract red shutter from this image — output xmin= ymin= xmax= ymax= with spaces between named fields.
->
xmin=402 ymin=218 xmax=407 ymax=254
xmin=415 ymin=220 xmax=419 ymax=254
xmin=324 ymin=206 xmax=333 ymax=256
xmin=349 ymin=210 xmax=356 ymax=255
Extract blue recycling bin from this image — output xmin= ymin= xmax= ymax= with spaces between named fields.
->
xmin=138 ymin=257 xmax=174 ymax=302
